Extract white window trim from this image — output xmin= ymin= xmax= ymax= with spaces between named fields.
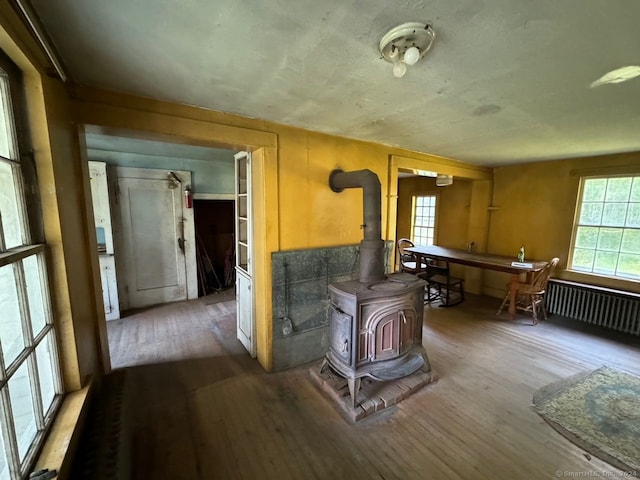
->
xmin=410 ymin=193 xmax=439 ymax=246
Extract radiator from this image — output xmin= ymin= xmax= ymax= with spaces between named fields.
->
xmin=70 ymin=370 xmax=131 ymax=479
xmin=547 ymin=280 xmax=640 ymax=336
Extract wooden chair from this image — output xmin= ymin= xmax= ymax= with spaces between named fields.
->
xmin=396 ymin=238 xmax=427 ymax=274
xmin=424 ymin=259 xmax=465 ymax=307
xmin=497 ymin=257 xmax=560 ymax=324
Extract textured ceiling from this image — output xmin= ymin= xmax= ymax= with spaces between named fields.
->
xmin=30 ymin=0 xmax=640 ymax=166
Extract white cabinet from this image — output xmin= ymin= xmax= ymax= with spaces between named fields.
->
xmin=236 ymin=269 xmax=254 ymax=355
xmin=234 ymin=151 xmax=255 ymax=357
xmin=89 ymin=161 xmax=120 ymax=321
xmin=235 ymin=153 xmax=250 ymax=274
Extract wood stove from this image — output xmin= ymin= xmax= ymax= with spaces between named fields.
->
xmin=323 ymin=273 xmax=429 ymax=406
xmin=322 ymin=169 xmax=432 ymax=407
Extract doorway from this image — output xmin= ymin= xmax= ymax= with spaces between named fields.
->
xmin=193 ymin=199 xmax=235 ymax=296
xmin=81 ymin=121 xmax=274 ymax=370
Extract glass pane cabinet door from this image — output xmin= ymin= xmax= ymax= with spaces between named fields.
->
xmin=234 ymin=151 xmax=255 ymax=357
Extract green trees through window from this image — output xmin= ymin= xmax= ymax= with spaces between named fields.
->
xmin=411 ymin=195 xmax=437 ymax=246
xmin=571 ymin=176 xmax=640 ymax=280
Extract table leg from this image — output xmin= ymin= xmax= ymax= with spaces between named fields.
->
xmin=416 ymin=254 xmax=425 ymax=275
xmin=508 ymin=274 xmax=519 ymax=319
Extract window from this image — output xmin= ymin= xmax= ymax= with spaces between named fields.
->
xmin=411 ymin=195 xmax=437 ymax=245
xmin=0 ymin=53 xmax=63 ymax=480
xmin=570 ymin=176 xmax=640 ymax=281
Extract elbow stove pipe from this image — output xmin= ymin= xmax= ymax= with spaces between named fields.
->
xmin=329 ymin=169 xmax=386 ymax=283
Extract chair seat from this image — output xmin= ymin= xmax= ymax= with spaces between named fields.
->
xmin=519 ymin=287 xmax=545 ymax=296
xmin=496 ymin=257 xmax=560 ymax=325
xmin=397 ymin=238 xmax=428 ymax=275
xmin=508 ymin=281 xmax=545 ymax=296
xmin=403 ymin=261 xmax=427 ymax=271
xmin=429 ymin=274 xmax=463 ymax=287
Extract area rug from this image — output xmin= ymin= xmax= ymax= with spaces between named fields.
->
xmin=533 ymin=366 xmax=640 ymax=475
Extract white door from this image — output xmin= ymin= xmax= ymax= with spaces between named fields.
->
xmin=236 ymin=269 xmax=254 ymax=354
xmin=235 ymin=151 xmax=256 ymax=357
xmin=115 ymin=167 xmax=196 ymax=309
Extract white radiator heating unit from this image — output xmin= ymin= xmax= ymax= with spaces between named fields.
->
xmin=547 ymin=279 xmax=640 ymax=336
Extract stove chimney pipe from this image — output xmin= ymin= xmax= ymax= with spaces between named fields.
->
xmin=329 ymin=169 xmax=386 ymax=283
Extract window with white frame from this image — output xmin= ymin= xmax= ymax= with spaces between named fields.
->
xmin=411 ymin=195 xmax=437 ymax=246
xmin=570 ymin=176 xmax=640 ymax=280
xmin=0 ymin=53 xmax=63 ymax=480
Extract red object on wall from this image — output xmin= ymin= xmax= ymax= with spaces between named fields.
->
xmin=184 ymin=187 xmax=192 ymax=209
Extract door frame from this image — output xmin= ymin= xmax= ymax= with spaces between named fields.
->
xmin=112 ymin=166 xmax=197 ymax=309
xmin=77 ymin=111 xmax=279 ymax=371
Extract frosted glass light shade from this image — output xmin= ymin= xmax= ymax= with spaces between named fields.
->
xmin=392 ymin=61 xmax=407 ymax=78
xmin=379 ymin=22 xmax=436 ymax=79
xmin=404 ymin=46 xmax=420 ymax=66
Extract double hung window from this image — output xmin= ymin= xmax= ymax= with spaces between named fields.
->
xmin=411 ymin=195 xmax=437 ymax=246
xmin=0 ymin=52 xmax=63 ymax=480
xmin=570 ymin=176 xmax=640 ymax=281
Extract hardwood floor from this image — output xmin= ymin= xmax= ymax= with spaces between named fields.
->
xmin=106 ymin=294 xmax=640 ymax=479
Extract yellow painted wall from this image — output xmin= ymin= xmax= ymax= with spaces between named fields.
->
xmin=279 ymin=131 xmax=391 ymax=249
xmin=396 ymin=177 xmax=471 ymax=244
xmin=397 ymin=176 xmax=473 ymax=279
xmin=487 ymin=152 xmax=640 ymax=296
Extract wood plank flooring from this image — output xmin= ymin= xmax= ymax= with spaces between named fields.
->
xmin=106 ymin=294 xmax=640 ymax=480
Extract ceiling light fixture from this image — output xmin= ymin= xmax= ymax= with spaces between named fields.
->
xmin=590 ymin=66 xmax=640 ymax=88
xmin=436 ymin=174 xmax=453 ymax=187
xmin=379 ymin=22 xmax=436 ymax=78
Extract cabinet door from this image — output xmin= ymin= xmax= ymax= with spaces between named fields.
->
xmin=236 ymin=269 xmax=255 ymax=357
xmin=235 ymin=152 xmax=251 ymax=275
xmin=234 ymin=151 xmax=255 ymax=357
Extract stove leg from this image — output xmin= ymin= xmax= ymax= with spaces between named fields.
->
xmin=348 ymin=378 xmax=361 ymax=408
xmin=319 ymin=358 xmax=328 ymax=373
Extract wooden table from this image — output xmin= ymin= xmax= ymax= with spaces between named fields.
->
xmin=405 ymin=245 xmax=548 ymax=318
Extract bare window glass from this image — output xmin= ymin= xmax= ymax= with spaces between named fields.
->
xmin=8 ymin=362 xmax=37 ymax=461
xmin=571 ymin=176 xmax=640 ymax=280
xmin=36 ymin=332 xmax=57 ymax=415
xmin=0 ymin=264 xmax=24 ymax=366
xmin=23 ymin=254 xmax=47 ymax=335
xmin=0 ymin=161 xmax=25 ymax=249
xmin=411 ymin=195 xmax=437 ymax=246
xmin=0 ymin=53 xmax=63 ymax=480
xmin=0 ymin=75 xmax=16 ymax=160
